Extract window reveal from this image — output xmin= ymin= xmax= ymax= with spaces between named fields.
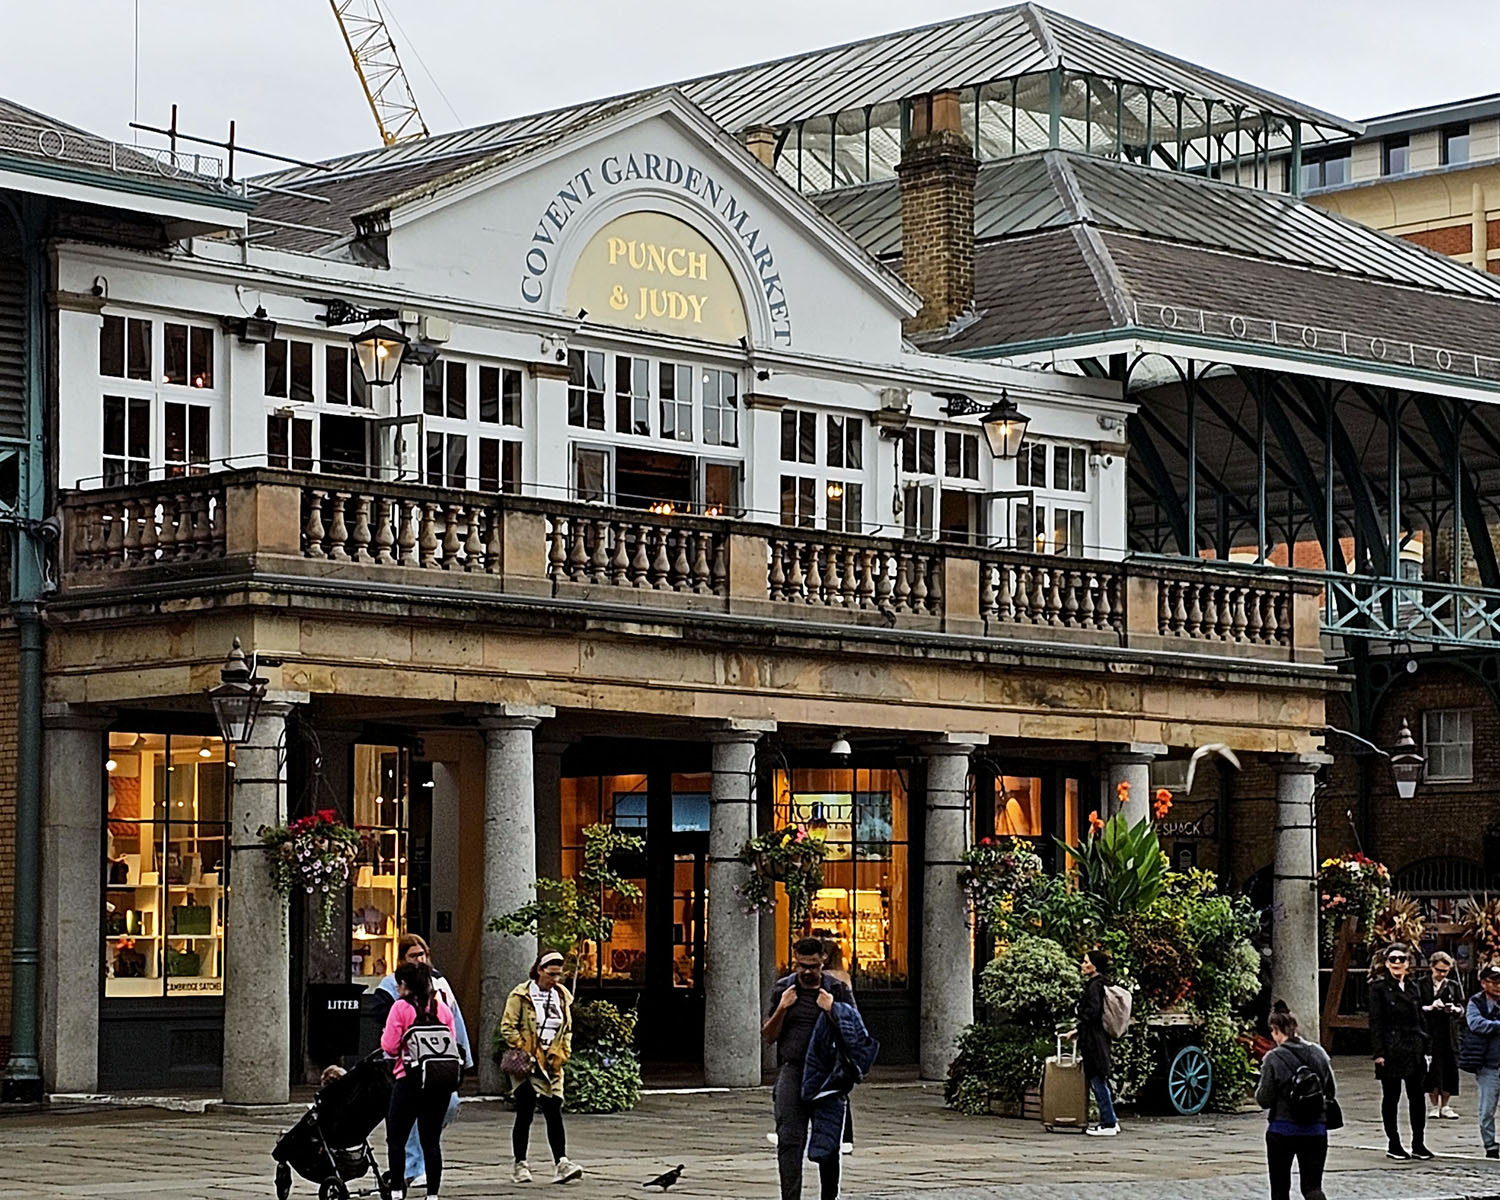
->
xmin=569 ymin=349 xmax=606 ymax=430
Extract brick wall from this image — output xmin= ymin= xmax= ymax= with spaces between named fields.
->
xmin=0 ymin=628 xmax=17 ymax=1073
xmin=897 ymin=128 xmax=977 ymax=335
xmin=1403 ymin=224 xmax=1472 ymax=256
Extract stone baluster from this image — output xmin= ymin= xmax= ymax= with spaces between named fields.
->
xmin=927 ymin=553 xmax=944 ymax=615
xmin=589 ymin=518 xmax=610 ymax=584
xmin=630 ymin=525 xmax=651 ymax=587
xmin=996 ymin=563 xmax=1015 ymax=622
xmin=979 ymin=561 xmax=996 ymax=619
xmin=691 ymin=531 xmax=712 ymax=595
xmin=1201 ymin=584 xmax=1220 ymax=638
xmin=671 ymin=529 xmax=692 ymax=593
xmin=413 ymin=503 xmax=435 ymax=568
xmin=1230 ymin=587 xmax=1249 ymax=641
xmin=893 ymin=553 xmax=912 ymax=613
xmin=194 ymin=491 xmax=214 ymax=558
xmin=374 ymin=498 xmax=396 ymax=565
xmin=876 ymin=551 xmax=895 ymax=612
xmin=485 ymin=509 xmax=504 ymax=574
xmin=397 ymin=501 xmax=419 ymax=567
xmin=710 ymin=536 xmax=727 ymax=596
xmin=547 ymin=516 xmax=567 ymax=579
xmin=465 ymin=506 xmax=485 ymax=572
xmin=786 ymin=540 xmax=805 ymax=601
xmin=327 ymin=493 xmax=351 ymax=562
xmin=351 ymin=495 xmax=374 ymax=564
xmin=162 ymin=493 xmax=185 ymax=561
xmin=910 ymin=553 xmax=929 ymax=613
xmin=1172 ymin=580 xmax=1189 ymax=634
xmin=608 ymin=521 xmax=630 ymax=585
xmin=1078 ymin=572 xmax=1097 ymax=628
xmin=440 ymin=504 xmax=462 ymax=570
xmin=1062 ymin=570 xmax=1081 ymax=627
xmin=650 ymin=526 xmax=672 ymax=590
xmin=138 ymin=500 xmax=159 ymax=563
xmin=304 ymin=491 xmax=327 ymax=559
xmin=768 ymin=540 xmax=786 ymax=600
xmin=563 ymin=516 xmax=586 ymax=581
xmin=841 ymin=546 xmax=859 ymax=608
xmin=804 ymin=542 xmax=823 ymax=604
xmin=857 ymin=548 xmax=876 ymax=610
xmin=1244 ymin=588 xmax=1264 ymax=643
xmin=121 ymin=502 xmax=143 ymax=565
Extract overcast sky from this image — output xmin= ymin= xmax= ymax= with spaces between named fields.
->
xmin=5 ymin=0 xmax=1498 ymax=166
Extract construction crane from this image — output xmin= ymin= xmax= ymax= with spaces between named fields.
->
xmin=329 ymin=0 xmax=429 ymax=146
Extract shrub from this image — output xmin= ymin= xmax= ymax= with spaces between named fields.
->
xmin=945 ymin=1023 xmax=1054 ymax=1113
xmin=978 ymin=934 xmax=1081 ymax=1029
xmin=1106 ymin=1019 xmax=1156 ymax=1105
xmin=1011 ymin=873 xmax=1103 ymax=956
xmin=562 ymin=999 xmax=641 ymax=1114
xmin=1116 ymin=907 xmax=1196 ymax=1009
xmin=1201 ymin=1013 xmax=1256 ymax=1114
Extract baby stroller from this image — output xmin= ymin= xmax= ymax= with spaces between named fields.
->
xmin=274 ymin=1053 xmax=394 ymax=1200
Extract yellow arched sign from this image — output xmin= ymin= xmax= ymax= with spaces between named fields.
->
xmin=566 ymin=211 xmax=748 ymax=344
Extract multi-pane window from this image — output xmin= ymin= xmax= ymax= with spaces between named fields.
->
xmin=1299 ymin=150 xmax=1351 ymax=191
xmin=614 ymin=356 xmax=650 ymax=436
xmin=660 ymin=363 xmax=694 ymax=442
xmin=575 ymin=446 xmax=610 ymax=503
xmin=266 ymin=415 xmax=313 ymax=471
xmin=478 ymin=365 xmax=522 ymax=427
xmin=324 ymin=346 xmax=369 ymax=407
xmin=1016 ymin=440 xmax=1086 ymax=492
xmin=943 ymin=431 xmax=978 ymax=480
xmin=825 ymin=481 xmax=863 ymax=533
xmin=827 ymin=415 xmax=864 ymax=471
xmin=99 ymin=316 xmax=152 ymax=382
xmin=479 ymin=437 xmax=522 ymax=494
xmin=1423 ymin=710 xmax=1473 ymax=782
xmin=780 ymin=475 xmax=817 ymax=527
xmin=164 ymin=403 xmax=210 ymax=477
xmin=102 ymin=396 xmax=151 ymax=485
xmin=781 ymin=410 xmax=816 ymax=464
xmin=265 ymin=338 xmax=314 ymax=402
xmin=702 ymin=369 xmax=738 ymax=447
xmin=424 ymin=361 xmax=468 ymax=420
xmin=568 ymin=350 xmax=606 ymax=430
xmin=163 ymin=323 xmax=214 ymax=389
xmin=1014 ymin=438 xmax=1089 ymax=553
xmin=1016 ymin=502 xmax=1085 ymax=555
xmin=426 ymin=431 xmax=467 ymax=490
xmin=901 ymin=427 xmax=936 ymax=475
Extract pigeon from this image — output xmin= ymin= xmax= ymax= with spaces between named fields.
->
xmin=643 ymin=1165 xmax=685 ymax=1191
xmin=1184 ymin=743 xmax=1241 ymax=795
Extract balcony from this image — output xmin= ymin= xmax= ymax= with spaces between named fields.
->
xmin=57 ymin=469 xmax=1321 ymax=665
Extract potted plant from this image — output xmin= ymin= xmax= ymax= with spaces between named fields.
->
xmin=259 ymin=808 xmax=361 ymax=938
xmin=736 ymin=824 xmax=829 ymax=925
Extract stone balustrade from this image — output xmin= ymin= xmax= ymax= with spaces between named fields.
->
xmin=57 ymin=468 xmax=1321 ymax=662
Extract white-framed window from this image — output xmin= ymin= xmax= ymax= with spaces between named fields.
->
xmin=419 ymin=357 xmax=526 ymax=493
xmin=659 ymin=361 xmax=692 ymax=442
xmin=776 ymin=408 xmax=868 ymax=531
xmin=263 ymin=335 xmax=376 ymax=477
xmin=1423 ymin=710 xmax=1473 ymax=783
xmin=702 ymin=369 xmax=738 ymax=447
xmin=98 ymin=313 xmax=222 ymax=484
xmin=781 ymin=410 xmax=816 ymax=465
xmin=568 ymin=349 xmax=607 ymax=431
xmin=780 ymin=474 xmax=817 ymax=527
xmin=1015 ymin=500 xmax=1086 ymax=556
xmin=1012 ymin=438 xmax=1090 ymax=554
xmin=903 ymin=423 xmax=985 ymax=543
xmin=266 ymin=413 xmax=313 ymax=472
xmin=943 ymin=430 xmax=979 ymax=481
xmin=615 ymin=355 xmax=650 ymax=436
xmin=424 ymin=361 xmax=468 ymax=421
xmin=574 ymin=444 xmax=612 ymax=503
xmin=477 ymin=365 xmax=522 ymax=429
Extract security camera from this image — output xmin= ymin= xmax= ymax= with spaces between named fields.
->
xmin=34 ymin=516 xmax=61 ymax=543
xmin=556 ymin=347 xmax=566 ymax=363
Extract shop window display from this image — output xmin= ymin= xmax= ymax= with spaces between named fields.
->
xmin=560 ymin=774 xmax=649 ymax=987
xmin=774 ymin=768 xmax=909 ymax=990
xmin=104 ymin=732 xmax=229 ymax=998
xmin=349 ymin=745 xmax=410 ymax=987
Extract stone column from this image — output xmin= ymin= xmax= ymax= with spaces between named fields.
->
xmin=705 ymin=722 xmax=773 ymax=1087
xmin=920 ymin=733 xmax=987 ymax=1081
xmin=1272 ymin=755 xmax=1331 ymax=1043
xmin=477 ymin=704 xmax=554 ymax=1095
xmin=1101 ymin=743 xmax=1165 ymax=824
xmin=222 ymin=694 xmax=304 ymax=1105
xmin=39 ymin=704 xmax=111 ymax=1093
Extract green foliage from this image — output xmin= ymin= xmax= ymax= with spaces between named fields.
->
xmin=960 ymin=837 xmax=1043 ymax=924
xmin=1165 ymin=871 xmax=1263 ymax=1014
xmin=977 ymin=934 xmax=1081 ymax=1029
xmin=1106 ymin=1019 xmax=1157 ymax=1105
xmin=487 ymin=824 xmax=644 ymax=986
xmin=1201 ymin=1013 xmax=1256 ymax=1113
xmin=738 ymin=824 xmax=830 ymax=924
xmin=561 ymin=998 xmax=642 ymax=1114
xmin=1116 ymin=906 xmax=1197 ymax=1009
xmin=944 ymin=1024 xmax=1054 ymax=1113
xmin=1060 ymin=815 xmax=1167 ymax=917
xmin=1011 ymin=873 xmax=1104 ymax=956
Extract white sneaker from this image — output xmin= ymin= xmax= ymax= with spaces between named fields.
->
xmin=1442 ymin=1105 xmax=1461 ymax=1119
xmin=1430 ymin=1106 xmax=1442 ymax=1118
xmin=1085 ymin=1124 xmax=1120 ymax=1137
xmin=553 ymin=1158 xmax=583 ymax=1184
xmin=512 ymin=1161 xmax=532 ymax=1184
xmin=765 ymin=1132 xmax=778 ymax=1145
xmin=841 ymin=1142 xmax=854 ymax=1155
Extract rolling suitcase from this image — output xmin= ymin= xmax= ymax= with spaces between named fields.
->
xmin=1042 ymin=1035 xmax=1089 ymax=1132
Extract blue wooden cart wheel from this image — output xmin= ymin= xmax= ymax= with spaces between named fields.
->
xmin=1167 ymin=1043 xmax=1213 ymax=1115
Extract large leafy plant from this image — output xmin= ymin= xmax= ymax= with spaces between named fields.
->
xmin=1060 ymin=813 xmax=1166 ymax=917
xmin=487 ymin=823 xmax=645 ymax=988
xmin=977 ymin=933 xmax=1081 ymax=1028
xmin=562 ymin=999 xmax=641 ymax=1114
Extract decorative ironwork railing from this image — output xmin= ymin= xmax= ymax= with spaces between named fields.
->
xmin=0 ymin=118 xmax=225 ymax=185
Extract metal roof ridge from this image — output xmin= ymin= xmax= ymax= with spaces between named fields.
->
xmin=1019 ymin=4 xmax=1063 ymax=64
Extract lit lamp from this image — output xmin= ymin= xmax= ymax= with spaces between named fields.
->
xmin=981 ymin=391 xmax=1031 ymax=461
xmin=207 ymin=637 xmax=268 ymax=747
xmin=351 ymin=323 xmax=409 ymax=387
xmin=1388 ymin=718 xmax=1424 ymax=801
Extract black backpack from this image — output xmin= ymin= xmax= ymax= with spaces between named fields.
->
xmin=1281 ymin=1045 xmax=1326 ymax=1125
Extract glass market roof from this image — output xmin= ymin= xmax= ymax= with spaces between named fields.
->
xmin=255 ymin=4 xmax=1358 ymax=196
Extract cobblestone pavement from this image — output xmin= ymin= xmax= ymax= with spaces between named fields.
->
xmin=6 ymin=1060 xmax=1500 ymax=1199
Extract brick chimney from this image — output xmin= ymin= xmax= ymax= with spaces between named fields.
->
xmin=897 ymin=90 xmax=977 ymax=335
xmin=743 ymin=126 xmax=778 ymax=170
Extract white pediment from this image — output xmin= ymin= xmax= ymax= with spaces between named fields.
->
xmin=370 ymin=90 xmax=920 ymax=360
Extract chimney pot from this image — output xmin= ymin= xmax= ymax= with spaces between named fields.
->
xmin=898 ymin=91 xmax=976 ymax=336
xmin=744 ymin=125 xmax=779 ymax=170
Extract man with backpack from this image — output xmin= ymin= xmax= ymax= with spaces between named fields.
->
xmin=1256 ymin=1002 xmax=1337 ymax=1200
xmin=1461 ymin=964 xmax=1500 ymax=1157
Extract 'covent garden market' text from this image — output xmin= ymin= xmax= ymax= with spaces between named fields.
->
xmin=519 ymin=151 xmax=794 ymax=344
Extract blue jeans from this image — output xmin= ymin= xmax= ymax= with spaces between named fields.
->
xmin=404 ymin=1090 xmax=460 ymax=1179
xmin=1089 ymin=1074 xmax=1118 ymax=1128
xmin=1477 ymin=1066 xmax=1500 ymax=1151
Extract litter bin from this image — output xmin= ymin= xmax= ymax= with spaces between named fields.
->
xmin=307 ymin=983 xmax=366 ymax=1066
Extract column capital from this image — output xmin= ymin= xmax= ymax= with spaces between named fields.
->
xmin=1100 ymin=742 xmax=1167 ymax=764
xmin=1272 ymin=753 xmax=1334 ymax=775
xmin=478 ymin=703 xmax=556 ymax=732
xmin=258 ymin=691 xmax=309 ymax=716
xmin=708 ymin=718 xmax=775 ymax=743
xmin=42 ymin=702 xmax=115 ymax=730
xmin=922 ymin=732 xmax=988 ymax=755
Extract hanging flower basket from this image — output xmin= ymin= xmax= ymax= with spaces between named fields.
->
xmin=737 ymin=824 xmax=828 ymax=925
xmin=260 ymin=809 xmax=361 ymax=939
xmin=1317 ymin=852 xmax=1390 ymax=957
xmin=959 ymin=836 xmax=1042 ymax=923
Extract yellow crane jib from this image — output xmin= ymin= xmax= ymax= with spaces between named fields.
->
xmin=329 ymin=0 xmax=430 ymax=146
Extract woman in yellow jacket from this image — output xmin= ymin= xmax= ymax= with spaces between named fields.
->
xmin=500 ymin=950 xmax=582 ymax=1184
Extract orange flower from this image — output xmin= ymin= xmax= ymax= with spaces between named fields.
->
xmin=1088 ymin=810 xmax=1105 ymax=835
xmin=1115 ymin=780 xmax=1131 ymax=804
xmin=1153 ymin=788 xmax=1174 ymax=820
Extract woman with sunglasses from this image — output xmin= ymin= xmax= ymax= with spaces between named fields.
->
xmin=1422 ymin=951 xmax=1465 ymax=1120
xmin=1369 ymin=943 xmax=1433 ymax=1159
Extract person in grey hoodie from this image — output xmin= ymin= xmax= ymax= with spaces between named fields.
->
xmin=1256 ymin=1002 xmax=1336 ymax=1200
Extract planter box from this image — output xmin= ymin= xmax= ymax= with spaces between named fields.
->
xmin=987 ymin=1085 xmax=1042 ymax=1120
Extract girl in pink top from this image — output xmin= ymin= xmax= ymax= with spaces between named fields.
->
xmin=380 ymin=963 xmax=459 ymax=1197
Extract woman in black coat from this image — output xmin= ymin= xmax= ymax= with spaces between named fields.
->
xmin=1421 ymin=950 xmax=1465 ymax=1119
xmin=1076 ymin=950 xmax=1118 ymax=1136
xmin=1368 ymin=943 xmax=1432 ymax=1159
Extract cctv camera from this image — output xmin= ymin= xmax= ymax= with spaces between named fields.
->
xmin=556 ymin=348 xmax=566 ymax=362
xmin=35 ymin=516 xmax=61 ymax=543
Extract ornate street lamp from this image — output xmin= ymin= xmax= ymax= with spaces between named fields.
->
xmin=207 ymin=637 xmax=268 ymax=747
xmin=1388 ymin=718 xmax=1424 ymax=801
xmin=351 ymin=323 xmax=409 ymax=387
xmin=937 ymin=389 xmax=1031 ymax=461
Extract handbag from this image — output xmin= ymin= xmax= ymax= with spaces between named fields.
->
xmin=498 ymin=1047 xmax=533 ymax=1075
xmin=1323 ymin=1096 xmax=1344 ymax=1130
